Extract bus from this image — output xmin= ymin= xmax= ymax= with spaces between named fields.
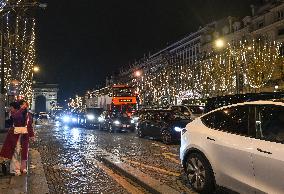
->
xmin=111 ymin=85 xmax=138 ymax=116
xmin=97 ymin=84 xmax=138 ymax=116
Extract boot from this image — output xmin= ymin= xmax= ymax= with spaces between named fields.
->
xmin=21 ymin=160 xmax=27 ymax=174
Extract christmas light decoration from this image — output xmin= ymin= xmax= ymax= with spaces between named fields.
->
xmin=129 ymin=38 xmax=283 ymax=105
xmin=0 ymin=0 xmax=39 ymax=104
xmin=83 ymin=38 xmax=283 ymax=107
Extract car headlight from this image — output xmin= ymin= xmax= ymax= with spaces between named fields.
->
xmin=131 ymin=119 xmax=135 ymax=124
xmin=98 ymin=117 xmax=105 ymax=122
xmin=87 ymin=114 xmax=95 ymax=120
xmin=174 ymin=126 xmax=183 ymax=132
xmin=63 ymin=116 xmax=70 ymax=123
xmin=113 ymin=120 xmax=120 ymax=125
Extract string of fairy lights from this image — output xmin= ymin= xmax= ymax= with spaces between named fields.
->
xmin=79 ymin=38 xmax=283 ymax=109
xmin=131 ymin=38 xmax=283 ymax=105
xmin=0 ymin=0 xmax=38 ymax=103
xmin=67 ymin=95 xmax=84 ymax=112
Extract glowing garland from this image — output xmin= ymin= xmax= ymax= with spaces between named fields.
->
xmin=129 ymin=38 xmax=283 ymax=105
xmin=0 ymin=0 xmax=39 ymax=104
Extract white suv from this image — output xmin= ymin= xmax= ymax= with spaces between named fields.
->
xmin=180 ymin=100 xmax=284 ymax=194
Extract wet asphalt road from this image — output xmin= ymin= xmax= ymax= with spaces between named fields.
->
xmin=31 ymin=122 xmax=195 ymax=194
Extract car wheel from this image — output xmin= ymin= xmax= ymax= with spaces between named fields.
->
xmin=161 ymin=129 xmax=172 ymax=144
xmin=137 ymin=128 xmax=144 ymax=138
xmin=185 ymin=153 xmax=215 ymax=194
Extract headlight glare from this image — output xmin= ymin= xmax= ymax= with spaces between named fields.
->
xmin=174 ymin=126 xmax=183 ymax=132
xmin=113 ymin=120 xmax=120 ymax=125
xmin=87 ymin=114 xmax=95 ymax=120
xmin=63 ymin=116 xmax=70 ymax=123
xmin=98 ymin=117 xmax=105 ymax=122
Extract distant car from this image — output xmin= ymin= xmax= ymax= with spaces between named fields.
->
xmin=180 ymin=100 xmax=284 ymax=193
xmin=39 ymin=112 xmax=49 ymax=119
xmin=137 ymin=109 xmax=191 ymax=144
xmin=36 ymin=112 xmax=49 ymax=124
xmin=61 ymin=112 xmax=79 ymax=126
xmin=84 ymin=108 xmax=104 ymax=128
xmin=101 ymin=111 xmax=135 ymax=133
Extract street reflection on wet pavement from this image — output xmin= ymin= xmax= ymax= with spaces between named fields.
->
xmin=31 ymin=124 xmax=195 ymax=193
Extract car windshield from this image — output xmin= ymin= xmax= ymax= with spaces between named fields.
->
xmin=188 ymin=106 xmax=204 ymax=114
xmin=86 ymin=108 xmax=104 ymax=115
xmin=161 ymin=111 xmax=190 ymax=121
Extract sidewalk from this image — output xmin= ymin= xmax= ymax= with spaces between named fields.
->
xmin=0 ymin=131 xmax=49 ymax=194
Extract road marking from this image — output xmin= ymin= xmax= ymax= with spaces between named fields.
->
xmin=123 ymin=158 xmax=181 ymax=177
xmin=162 ymin=153 xmax=180 ymax=164
xmin=95 ymin=161 xmax=145 ymax=194
xmin=82 ymin=149 xmax=144 ymax=194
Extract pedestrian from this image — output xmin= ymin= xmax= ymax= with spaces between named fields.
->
xmin=0 ymin=99 xmax=35 ymax=176
xmin=17 ymin=99 xmax=35 ymax=173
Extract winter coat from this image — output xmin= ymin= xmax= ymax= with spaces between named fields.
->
xmin=0 ymin=108 xmax=34 ymax=160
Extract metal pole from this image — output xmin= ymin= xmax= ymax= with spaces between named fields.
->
xmin=0 ymin=18 xmax=5 ymax=131
xmin=1 ymin=30 xmax=4 ymax=94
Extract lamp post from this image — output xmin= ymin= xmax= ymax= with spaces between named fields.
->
xmin=134 ymin=70 xmax=142 ymax=108
xmin=0 ymin=13 xmax=6 ymax=131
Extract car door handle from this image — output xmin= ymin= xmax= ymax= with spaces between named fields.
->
xmin=257 ymin=148 xmax=272 ymax=155
xmin=207 ymin=137 xmax=215 ymax=141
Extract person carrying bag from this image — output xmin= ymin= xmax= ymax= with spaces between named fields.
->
xmin=0 ymin=100 xmax=35 ymax=176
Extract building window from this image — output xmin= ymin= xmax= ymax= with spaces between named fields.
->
xmin=257 ymin=20 xmax=264 ymax=29
xmin=278 ymin=10 xmax=284 ymax=20
xmin=278 ymin=28 xmax=284 ymax=36
xmin=280 ymin=45 xmax=284 ymax=56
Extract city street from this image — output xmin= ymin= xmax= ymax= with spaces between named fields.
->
xmin=31 ymin=122 xmax=195 ymax=194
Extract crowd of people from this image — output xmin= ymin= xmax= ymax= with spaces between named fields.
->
xmin=0 ymin=99 xmax=35 ymax=176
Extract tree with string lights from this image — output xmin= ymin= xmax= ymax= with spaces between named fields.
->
xmin=196 ymin=37 xmax=283 ymax=97
xmin=0 ymin=0 xmax=45 ymax=103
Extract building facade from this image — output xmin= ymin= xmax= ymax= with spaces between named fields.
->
xmin=111 ymin=0 xmax=284 ymax=106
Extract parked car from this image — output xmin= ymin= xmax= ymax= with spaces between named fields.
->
xmin=137 ymin=109 xmax=191 ymax=144
xmin=180 ymin=100 xmax=284 ymax=194
xmin=169 ymin=105 xmax=204 ymax=119
xmin=204 ymin=92 xmax=284 ymax=113
xmin=186 ymin=105 xmax=204 ymax=119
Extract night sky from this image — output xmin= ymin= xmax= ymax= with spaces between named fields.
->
xmin=36 ymin=0 xmax=261 ymax=103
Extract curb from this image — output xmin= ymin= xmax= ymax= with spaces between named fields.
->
xmin=28 ymin=149 xmax=49 ymax=194
xmin=101 ymin=155 xmax=180 ymax=194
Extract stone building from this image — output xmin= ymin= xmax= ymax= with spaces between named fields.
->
xmin=31 ymin=83 xmax=59 ymax=113
xmin=112 ymin=0 xmax=284 ymax=105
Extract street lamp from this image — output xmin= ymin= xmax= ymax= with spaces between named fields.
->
xmin=134 ymin=70 xmax=142 ymax=77
xmin=215 ymin=38 xmax=226 ymax=49
xmin=33 ymin=66 xmax=40 ymax=73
